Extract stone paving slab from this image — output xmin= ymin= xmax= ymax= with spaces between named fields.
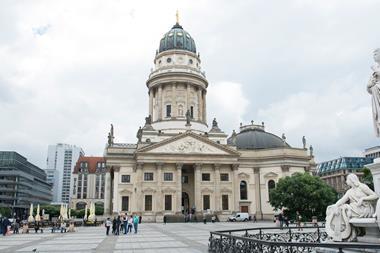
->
xmin=0 ymin=221 xmax=271 ymax=252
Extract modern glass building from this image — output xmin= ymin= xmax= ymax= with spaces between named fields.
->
xmin=317 ymin=156 xmax=373 ymax=194
xmin=0 ymin=151 xmax=52 ymax=218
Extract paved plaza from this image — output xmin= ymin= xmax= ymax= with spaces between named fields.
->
xmin=0 ymin=221 xmax=272 ymax=253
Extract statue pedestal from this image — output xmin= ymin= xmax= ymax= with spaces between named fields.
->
xmin=367 ymin=158 xmax=380 ymax=195
xmin=350 ymin=218 xmax=380 ymax=244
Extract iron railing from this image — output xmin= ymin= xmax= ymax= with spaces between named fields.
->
xmin=209 ymin=225 xmax=380 ymax=253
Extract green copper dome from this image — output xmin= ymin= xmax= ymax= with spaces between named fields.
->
xmin=159 ymin=23 xmax=196 ymax=53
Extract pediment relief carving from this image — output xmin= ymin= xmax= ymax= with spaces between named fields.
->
xmin=263 ymin=172 xmax=278 ymax=178
xmin=147 ymin=136 xmax=229 ymax=155
xmin=201 ymin=187 xmax=214 ymax=193
xmin=238 ymin=172 xmax=250 ymax=179
xmin=142 ymin=187 xmax=156 ymax=193
xmin=161 ymin=187 xmax=177 ymax=194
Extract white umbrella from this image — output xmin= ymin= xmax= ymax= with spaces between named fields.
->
xmin=84 ymin=205 xmax=88 ymax=220
xmin=35 ymin=204 xmax=41 ymax=222
xmin=28 ymin=203 xmax=34 ymax=223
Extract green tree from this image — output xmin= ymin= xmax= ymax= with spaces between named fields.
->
xmin=269 ymin=172 xmax=337 ymax=220
xmin=362 ymin=167 xmax=374 ymax=190
xmin=0 ymin=207 xmax=11 ymax=217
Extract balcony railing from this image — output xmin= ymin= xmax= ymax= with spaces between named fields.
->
xmin=209 ymin=225 xmax=380 ymax=253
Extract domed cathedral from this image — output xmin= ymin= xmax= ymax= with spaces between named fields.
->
xmin=103 ymin=18 xmax=316 ymax=222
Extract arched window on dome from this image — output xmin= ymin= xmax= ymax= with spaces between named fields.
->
xmin=240 ymin=181 xmax=247 ymax=200
xmin=178 ymin=105 xmax=184 ymax=117
xmin=268 ymin=180 xmax=276 ymax=201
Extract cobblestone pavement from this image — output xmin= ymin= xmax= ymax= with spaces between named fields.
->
xmin=0 ymin=221 xmax=273 ymax=253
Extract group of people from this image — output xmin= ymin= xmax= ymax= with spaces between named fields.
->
xmin=104 ymin=214 xmax=140 ymax=236
xmin=0 ymin=217 xmax=13 ymax=235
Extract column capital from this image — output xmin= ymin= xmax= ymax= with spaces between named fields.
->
xmin=281 ymin=165 xmax=290 ymax=173
xmin=253 ymin=167 xmax=260 ymax=174
xmin=231 ymin=164 xmax=239 ymax=171
xmin=176 ymin=163 xmax=183 ymax=170
xmin=134 ymin=163 xmax=143 ymax=172
xmin=195 ymin=163 xmax=202 ymax=170
xmin=112 ymin=166 xmax=121 ymax=173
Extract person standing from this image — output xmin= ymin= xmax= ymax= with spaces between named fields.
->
xmin=112 ymin=217 xmax=116 ymax=234
xmin=2 ymin=217 xmax=10 ymax=236
xmin=128 ymin=216 xmax=133 ymax=233
xmin=115 ymin=216 xmax=121 ymax=235
xmin=133 ymin=215 xmax=139 ymax=234
xmin=123 ymin=215 xmax=128 ymax=234
xmin=105 ymin=218 xmax=112 ymax=236
xmin=278 ymin=212 xmax=284 ymax=229
xmin=296 ymin=211 xmax=303 ymax=231
xmin=163 ymin=215 xmax=167 ymax=225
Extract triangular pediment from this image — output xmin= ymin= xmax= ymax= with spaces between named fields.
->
xmin=138 ymin=132 xmax=239 ymax=156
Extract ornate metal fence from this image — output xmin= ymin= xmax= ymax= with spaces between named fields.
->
xmin=209 ymin=226 xmax=380 ymax=253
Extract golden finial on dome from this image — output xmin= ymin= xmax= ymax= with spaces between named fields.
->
xmin=176 ymin=9 xmax=179 ymax=24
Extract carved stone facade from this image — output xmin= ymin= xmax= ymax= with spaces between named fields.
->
xmin=103 ymin=21 xmax=316 ymax=222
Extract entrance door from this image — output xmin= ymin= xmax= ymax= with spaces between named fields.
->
xmin=182 ymin=192 xmax=190 ymax=214
xmin=240 ymin=206 xmax=248 ymax=212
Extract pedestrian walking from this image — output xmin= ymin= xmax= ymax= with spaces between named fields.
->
xmin=278 ymin=212 xmax=284 ymax=229
xmin=163 ymin=215 xmax=167 ymax=225
xmin=133 ymin=215 xmax=139 ymax=233
xmin=105 ymin=218 xmax=112 ymax=235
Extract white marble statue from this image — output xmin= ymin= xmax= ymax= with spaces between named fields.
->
xmin=325 ymin=174 xmax=379 ymax=241
xmin=367 ymin=48 xmax=380 ymax=137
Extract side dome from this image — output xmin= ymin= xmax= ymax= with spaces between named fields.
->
xmin=159 ymin=23 xmax=196 ymax=53
xmin=228 ymin=127 xmax=290 ymax=149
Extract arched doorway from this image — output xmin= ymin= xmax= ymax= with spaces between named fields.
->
xmin=182 ymin=192 xmax=190 ymax=214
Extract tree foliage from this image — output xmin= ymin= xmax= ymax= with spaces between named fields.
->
xmin=269 ymin=172 xmax=337 ymax=220
xmin=362 ymin=167 xmax=374 ymax=190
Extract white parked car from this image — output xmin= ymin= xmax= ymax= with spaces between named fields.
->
xmin=228 ymin=212 xmax=250 ymax=222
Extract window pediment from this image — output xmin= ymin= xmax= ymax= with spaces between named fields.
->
xmin=201 ymin=187 xmax=214 ymax=193
xmin=142 ymin=187 xmax=156 ymax=193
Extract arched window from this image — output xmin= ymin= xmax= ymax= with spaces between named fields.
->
xmin=240 ymin=181 xmax=247 ymax=200
xmin=268 ymin=180 xmax=276 ymax=201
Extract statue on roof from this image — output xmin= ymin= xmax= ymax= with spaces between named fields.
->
xmin=212 ymin=118 xmax=218 ymax=128
xmin=281 ymin=133 xmax=286 ymax=142
xmin=107 ymin=124 xmax=114 ymax=146
xmin=367 ymin=48 xmax=380 ymax=137
xmin=136 ymin=127 xmax=143 ymax=143
xmin=309 ymin=145 xmax=314 ymax=157
xmin=145 ymin=115 xmax=152 ymax=125
xmin=302 ymin=136 xmax=306 ymax=149
xmin=185 ymin=110 xmax=191 ymax=125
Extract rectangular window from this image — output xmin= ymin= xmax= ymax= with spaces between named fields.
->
xmin=202 ymin=173 xmax=210 ymax=181
xmin=122 ymin=196 xmax=129 ymax=211
xmin=121 ymin=175 xmax=130 ymax=183
xmin=144 ymin=172 xmax=154 ymax=181
xmin=190 ymin=106 xmax=194 ymax=118
xmin=145 ymin=195 xmax=152 ymax=211
xmin=164 ymin=195 xmax=172 ymax=211
xmin=166 ymin=104 xmax=171 ymax=117
xmin=164 ymin=172 xmax=173 ymax=181
xmin=222 ymin=195 xmax=229 ymax=210
xmin=220 ymin=173 xmax=229 ymax=181
xmin=203 ymin=195 xmax=210 ymax=210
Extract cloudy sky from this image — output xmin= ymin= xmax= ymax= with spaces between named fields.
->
xmin=1 ymin=0 xmax=379 ymax=168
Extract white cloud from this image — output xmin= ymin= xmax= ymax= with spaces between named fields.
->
xmin=208 ymin=81 xmax=250 ymax=133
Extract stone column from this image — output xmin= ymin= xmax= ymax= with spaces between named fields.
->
xmin=135 ymin=163 xmax=144 ymax=212
xmin=104 ymin=169 xmax=112 ymax=215
xmin=214 ymin=164 xmax=221 ymax=212
xmin=171 ymin=83 xmax=176 ymax=118
xmin=254 ymin=167 xmax=263 ymax=220
xmin=176 ymin=163 xmax=183 ymax=213
xmin=203 ymin=91 xmax=207 ymax=123
xmin=232 ymin=164 xmax=239 ymax=212
xmin=149 ymin=89 xmax=153 ymax=118
xmin=112 ymin=167 xmax=120 ymax=214
xmin=158 ymin=85 xmax=163 ymax=120
xmin=197 ymin=88 xmax=202 ymax=122
xmin=194 ymin=164 xmax=202 ymax=213
xmin=156 ymin=163 xmax=163 ymax=212
xmin=186 ymin=83 xmax=190 ymax=111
